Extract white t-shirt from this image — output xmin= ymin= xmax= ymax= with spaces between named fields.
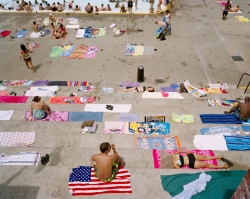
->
xmin=15 ymin=3 xmax=21 ymax=9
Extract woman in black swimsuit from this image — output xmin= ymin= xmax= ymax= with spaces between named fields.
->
xmin=20 ymin=44 xmax=35 ymax=73
xmin=117 ymin=86 xmax=154 ymax=92
xmin=172 ymin=150 xmax=229 ymax=169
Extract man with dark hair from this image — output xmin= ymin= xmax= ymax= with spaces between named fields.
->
xmin=32 ymin=21 xmax=45 ymax=33
xmin=222 ymin=0 xmax=231 ymax=20
xmin=91 ymin=142 xmax=125 ymax=182
xmin=224 ymin=96 xmax=250 ymax=122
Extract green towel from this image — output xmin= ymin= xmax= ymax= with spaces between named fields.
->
xmin=172 ymin=114 xmax=194 ymax=123
xmin=50 ymin=46 xmax=64 ymax=58
xmin=161 ymin=170 xmax=247 ymax=199
xmin=97 ymin=28 xmax=106 ymax=37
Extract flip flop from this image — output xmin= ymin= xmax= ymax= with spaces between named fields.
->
xmin=221 ymin=158 xmax=234 ymax=168
xmin=41 ymin=156 xmax=46 ymax=165
xmin=45 ymin=154 xmax=49 ymax=164
xmin=10 ymin=91 xmax=14 ymax=95
xmin=14 ymin=93 xmax=17 ymax=96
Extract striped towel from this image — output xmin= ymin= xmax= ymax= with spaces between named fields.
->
xmin=67 ymin=81 xmax=91 ymax=86
xmin=68 ymin=166 xmax=132 ymax=196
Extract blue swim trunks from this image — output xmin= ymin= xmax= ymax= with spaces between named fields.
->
xmin=234 ymin=108 xmax=248 ymax=122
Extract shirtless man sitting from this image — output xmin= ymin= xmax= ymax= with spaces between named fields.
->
xmin=46 ymin=3 xmax=52 ymax=10
xmin=57 ymin=2 xmax=63 ymax=12
xmin=24 ymin=3 xmax=33 ymax=12
xmin=224 ymin=96 xmax=250 ymax=122
xmin=32 ymin=21 xmax=45 ymax=33
xmin=85 ymin=3 xmax=93 ymax=13
xmin=39 ymin=3 xmax=44 ymax=10
xmin=91 ymin=142 xmax=125 ymax=182
xmin=73 ymin=5 xmax=80 ymax=11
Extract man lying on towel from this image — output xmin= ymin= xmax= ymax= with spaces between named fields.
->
xmin=224 ymin=96 xmax=250 ymax=122
xmin=91 ymin=142 xmax=125 ymax=182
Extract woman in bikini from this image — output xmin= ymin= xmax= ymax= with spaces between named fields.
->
xmin=29 ymin=96 xmax=51 ymax=120
xmin=117 ymin=86 xmax=154 ymax=92
xmin=172 ymin=149 xmax=229 ymax=169
xmin=20 ymin=44 xmax=35 ymax=73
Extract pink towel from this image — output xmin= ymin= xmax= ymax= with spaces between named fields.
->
xmin=25 ymin=111 xmax=69 ymax=121
xmin=0 ymin=96 xmax=28 ymax=103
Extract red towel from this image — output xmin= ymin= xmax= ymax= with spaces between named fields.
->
xmin=0 ymin=30 xmax=11 ymax=38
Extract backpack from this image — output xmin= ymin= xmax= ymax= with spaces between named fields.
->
xmin=128 ymin=1 xmax=133 ymax=7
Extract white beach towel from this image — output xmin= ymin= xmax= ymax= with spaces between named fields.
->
xmin=229 ymin=10 xmax=242 ymax=13
xmin=0 ymin=132 xmax=35 ymax=147
xmin=193 ymin=135 xmax=228 ymax=150
xmin=0 ymin=151 xmax=40 ymax=166
xmin=30 ymin=31 xmax=40 ymax=38
xmin=142 ymin=92 xmax=185 ymax=99
xmin=84 ymin=104 xmax=132 ymax=113
xmin=25 ymin=86 xmax=58 ymax=96
xmin=68 ymin=18 xmax=78 ymax=25
xmin=0 ymin=86 xmax=6 ymax=90
xmin=0 ymin=110 xmax=14 ymax=120
xmin=76 ymin=29 xmax=85 ymax=38
xmin=66 ymin=25 xmax=80 ymax=29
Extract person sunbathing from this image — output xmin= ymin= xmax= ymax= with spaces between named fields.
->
xmin=29 ymin=96 xmax=51 ymax=120
xmin=229 ymin=5 xmax=239 ymax=12
xmin=224 ymin=96 xmax=250 ymax=122
xmin=49 ymin=13 xmax=57 ymax=23
xmin=39 ymin=3 xmax=44 ymax=10
xmin=105 ymin=4 xmax=111 ymax=11
xmin=46 ymin=3 xmax=51 ymax=10
xmin=117 ymin=86 xmax=155 ymax=92
xmin=32 ymin=21 xmax=45 ymax=33
xmin=172 ymin=150 xmax=229 ymax=169
xmin=120 ymin=4 xmax=126 ymax=13
xmin=57 ymin=2 xmax=63 ymax=12
xmin=91 ymin=142 xmax=125 ymax=182
xmin=24 ymin=3 xmax=33 ymax=12
xmin=85 ymin=3 xmax=93 ymax=13
xmin=73 ymin=5 xmax=80 ymax=11
xmin=100 ymin=4 xmax=105 ymax=11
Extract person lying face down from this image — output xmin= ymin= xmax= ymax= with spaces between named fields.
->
xmin=229 ymin=5 xmax=239 ymax=12
xmin=224 ymin=96 xmax=250 ymax=122
xmin=116 ymin=86 xmax=155 ymax=92
xmin=172 ymin=150 xmax=229 ymax=169
xmin=90 ymin=142 xmax=125 ymax=182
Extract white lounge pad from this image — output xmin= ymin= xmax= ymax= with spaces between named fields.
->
xmin=0 ymin=151 xmax=40 ymax=166
xmin=76 ymin=29 xmax=85 ymax=38
xmin=66 ymin=25 xmax=80 ymax=29
xmin=142 ymin=92 xmax=185 ymax=99
xmin=68 ymin=18 xmax=78 ymax=25
xmin=30 ymin=31 xmax=40 ymax=38
xmin=25 ymin=86 xmax=58 ymax=97
xmin=193 ymin=135 xmax=228 ymax=150
xmin=0 ymin=110 xmax=14 ymax=120
xmin=84 ymin=104 xmax=132 ymax=113
xmin=229 ymin=10 xmax=242 ymax=13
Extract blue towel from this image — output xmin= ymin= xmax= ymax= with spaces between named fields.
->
xmin=15 ymin=30 xmax=28 ymax=38
xmin=224 ymin=135 xmax=250 ymax=151
xmin=68 ymin=111 xmax=103 ymax=122
xmin=241 ymin=125 xmax=250 ymax=131
xmin=200 ymin=126 xmax=240 ymax=135
xmin=200 ymin=114 xmax=242 ymax=124
xmin=119 ymin=113 xmax=138 ymax=122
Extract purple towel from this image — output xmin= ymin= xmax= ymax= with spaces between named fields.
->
xmin=119 ymin=82 xmax=140 ymax=87
xmin=161 ymin=87 xmax=178 ymax=92
xmin=32 ymin=80 xmax=49 ymax=86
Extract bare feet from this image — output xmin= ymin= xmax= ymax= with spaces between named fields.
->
xmin=223 ymin=164 xmax=229 ymax=169
xmin=217 ymin=155 xmax=224 ymax=160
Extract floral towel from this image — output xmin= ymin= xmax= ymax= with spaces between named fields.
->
xmin=3 ymin=80 xmax=30 ymax=86
xmin=84 ymin=46 xmax=98 ymax=58
xmin=50 ymin=46 xmax=64 ymax=57
xmin=25 ymin=111 xmax=69 ymax=121
xmin=104 ymin=121 xmax=127 ymax=134
xmin=49 ymin=96 xmax=95 ymax=104
xmin=0 ymin=132 xmax=35 ymax=147
xmin=172 ymin=114 xmax=194 ymax=123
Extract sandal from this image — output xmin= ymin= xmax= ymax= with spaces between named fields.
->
xmin=44 ymin=154 xmax=49 ymax=164
xmin=221 ymin=158 xmax=234 ymax=168
xmin=14 ymin=92 xmax=17 ymax=96
xmin=41 ymin=156 xmax=46 ymax=165
xmin=10 ymin=91 xmax=14 ymax=95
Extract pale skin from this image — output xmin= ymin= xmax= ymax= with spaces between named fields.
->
xmin=117 ymin=87 xmax=154 ymax=92
xmin=172 ymin=150 xmax=229 ymax=169
xmin=91 ymin=144 xmax=125 ymax=179
xmin=29 ymin=97 xmax=51 ymax=120
xmin=20 ymin=49 xmax=35 ymax=73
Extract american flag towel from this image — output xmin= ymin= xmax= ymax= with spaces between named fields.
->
xmin=68 ymin=166 xmax=132 ymax=196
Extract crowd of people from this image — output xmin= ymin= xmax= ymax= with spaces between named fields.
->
xmin=0 ymin=0 xmax=172 ymax=13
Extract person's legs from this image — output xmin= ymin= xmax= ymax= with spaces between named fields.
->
xmin=28 ymin=59 xmax=35 ymax=72
xmin=193 ymin=154 xmax=224 ymax=161
xmin=117 ymin=155 xmax=125 ymax=167
xmin=194 ymin=160 xmax=228 ymax=169
xmin=117 ymin=88 xmax=137 ymax=92
xmin=24 ymin=60 xmax=29 ymax=69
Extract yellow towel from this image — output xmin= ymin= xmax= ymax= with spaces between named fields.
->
xmin=134 ymin=46 xmax=144 ymax=56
